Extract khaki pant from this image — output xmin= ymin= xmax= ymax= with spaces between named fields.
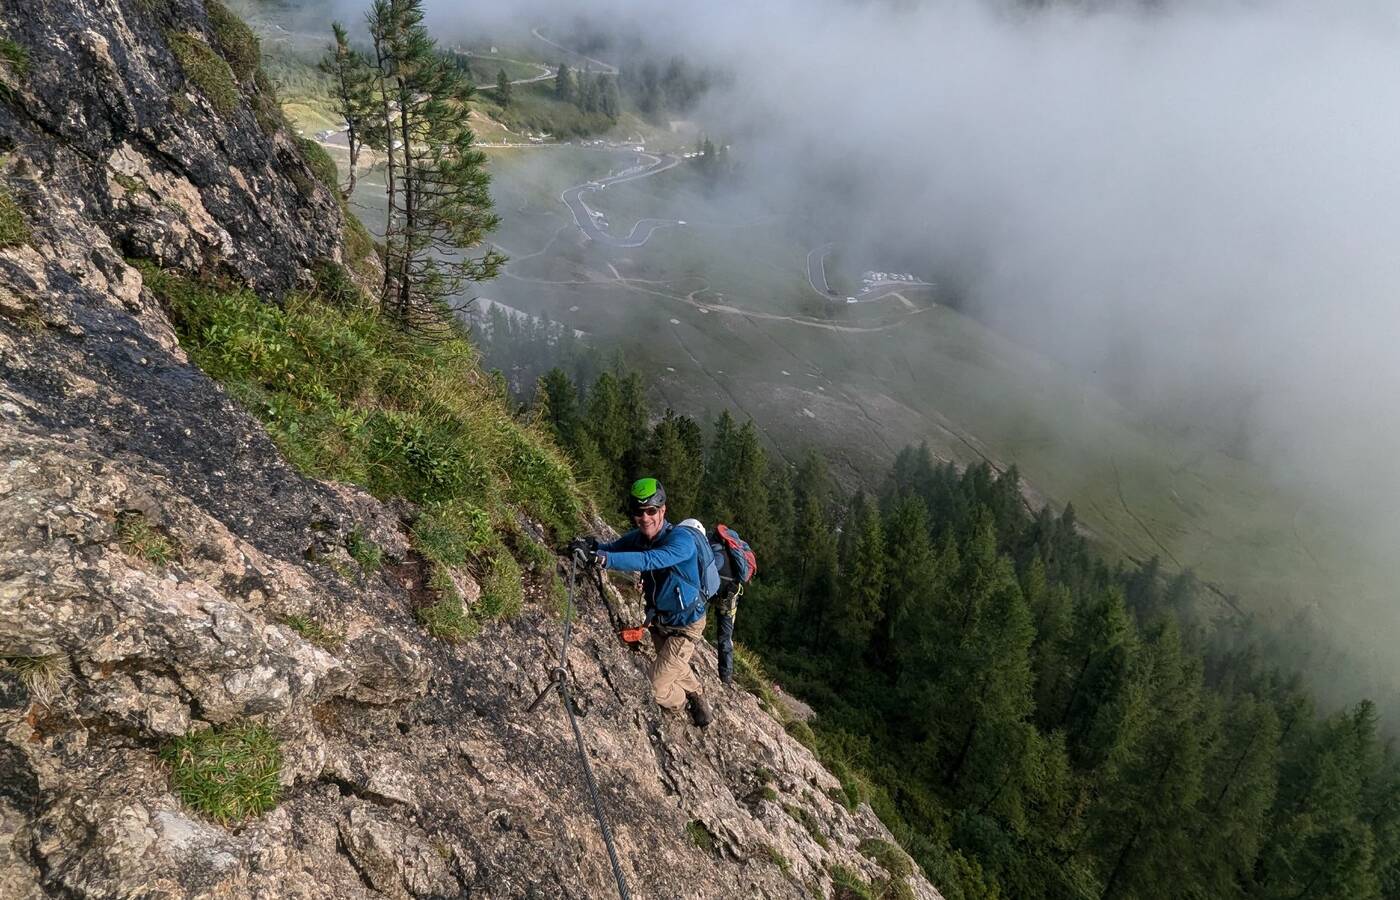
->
xmin=648 ymin=615 xmax=706 ymax=709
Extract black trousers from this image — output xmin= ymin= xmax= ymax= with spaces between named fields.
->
xmin=714 ymin=589 xmax=738 ymax=680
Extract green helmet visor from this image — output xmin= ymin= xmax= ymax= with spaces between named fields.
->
xmin=629 ymin=477 xmax=666 ymax=510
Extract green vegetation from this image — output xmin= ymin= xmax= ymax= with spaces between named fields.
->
xmin=252 ymin=68 xmax=286 ymax=136
xmin=0 ymin=36 xmax=29 ymax=79
xmin=418 ymin=567 xmax=477 ymax=643
xmin=513 ymin=529 xmax=556 ymax=579
xmin=828 ymin=864 xmax=877 ymax=900
xmin=481 ymin=81 xmax=617 ymax=139
xmin=341 ymin=210 xmax=378 ymax=285
xmin=138 ymin=264 xmax=581 ymax=536
xmin=783 ymin=803 xmax=829 ymax=850
xmin=161 ymin=723 xmax=281 ymax=824
xmin=478 ymin=549 xmax=523 ymax=621
xmin=619 ymin=54 xmax=709 ymax=122
xmin=205 ymin=0 xmax=260 ymax=81
xmin=166 ymin=31 xmax=239 ymax=115
xmin=494 ymin=68 xmax=512 ymax=108
xmin=412 ymin=500 xmax=495 ymax=565
xmin=116 ymin=510 xmax=177 ymax=566
xmin=685 ymin=819 xmax=716 ymax=854
xmin=281 ymin=614 xmax=341 ymax=648
xmin=112 ymin=173 xmax=147 ymax=194
xmin=859 ymin=839 xmax=913 ymax=880
xmin=2 ymin=654 xmax=72 ymax=706
xmin=346 ymin=530 xmax=382 ymax=571
xmin=296 ymin=137 xmax=338 ymax=193
xmin=762 ymin=843 xmax=793 ymax=879
xmin=0 ymin=33 xmax=29 ymax=106
xmin=136 ymin=262 xmax=583 ymax=643
xmin=0 ymin=186 xmax=28 ymax=248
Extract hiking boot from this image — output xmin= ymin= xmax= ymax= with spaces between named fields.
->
xmin=686 ymin=692 xmax=713 ymax=728
xmin=720 ymin=670 xmax=734 ymax=687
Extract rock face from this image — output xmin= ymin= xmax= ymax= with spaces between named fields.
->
xmin=0 ymin=2 xmax=944 ymax=898
xmin=3 ymin=0 xmax=342 ymax=295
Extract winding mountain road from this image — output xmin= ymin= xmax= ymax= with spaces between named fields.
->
xmin=806 ymin=243 xmax=836 ymax=296
xmin=531 ymin=28 xmax=619 ymax=76
xmin=456 ymin=52 xmax=556 ymax=86
xmin=806 ymin=242 xmax=934 ymax=303
xmin=560 ymin=152 xmax=684 ymax=248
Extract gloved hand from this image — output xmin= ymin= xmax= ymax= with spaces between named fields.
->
xmin=566 ymin=536 xmax=598 ymax=561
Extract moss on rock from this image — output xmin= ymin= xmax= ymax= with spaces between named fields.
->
xmin=167 ymin=30 xmax=238 ymax=115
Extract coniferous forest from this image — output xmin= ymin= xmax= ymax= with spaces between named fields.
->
xmin=518 ymin=356 xmax=1400 ymax=900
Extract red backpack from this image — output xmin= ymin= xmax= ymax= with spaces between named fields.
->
xmin=709 ymin=523 xmax=757 ymax=586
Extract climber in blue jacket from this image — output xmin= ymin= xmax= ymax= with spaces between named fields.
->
xmin=571 ymin=477 xmax=712 ymax=727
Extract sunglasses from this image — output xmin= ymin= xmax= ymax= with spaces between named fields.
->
xmin=631 ymin=506 xmax=664 ymax=519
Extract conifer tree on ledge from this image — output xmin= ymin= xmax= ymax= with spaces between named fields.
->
xmin=352 ymin=0 xmax=503 ymax=329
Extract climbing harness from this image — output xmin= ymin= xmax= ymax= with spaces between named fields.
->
xmin=525 ymin=555 xmax=632 ymax=900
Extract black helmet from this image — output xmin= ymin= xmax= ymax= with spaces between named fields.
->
xmin=628 ymin=477 xmax=666 ymax=512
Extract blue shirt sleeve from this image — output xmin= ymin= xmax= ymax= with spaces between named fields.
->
xmin=603 ymin=527 xmax=696 ymax=573
xmin=599 ymin=530 xmax=641 ymax=553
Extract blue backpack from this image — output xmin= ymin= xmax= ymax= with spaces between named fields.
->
xmin=678 ymin=519 xmax=722 ymax=600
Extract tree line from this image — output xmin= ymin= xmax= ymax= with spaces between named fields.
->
xmin=529 ymin=362 xmax=1400 ymax=900
xmin=619 ymin=55 xmax=711 ymax=121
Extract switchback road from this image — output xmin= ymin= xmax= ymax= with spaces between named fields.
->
xmin=560 ymin=152 xmax=684 ymax=248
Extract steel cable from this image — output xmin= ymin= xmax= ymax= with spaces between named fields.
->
xmin=532 ymin=555 xmax=632 ymax=900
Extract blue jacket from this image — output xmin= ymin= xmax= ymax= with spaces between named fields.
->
xmin=601 ymin=521 xmax=706 ymax=627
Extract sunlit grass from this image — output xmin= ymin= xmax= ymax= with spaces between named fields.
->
xmin=161 ymin=723 xmax=282 ymax=825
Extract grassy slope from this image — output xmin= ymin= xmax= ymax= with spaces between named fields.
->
xmin=139 ymin=261 xmax=582 ymax=641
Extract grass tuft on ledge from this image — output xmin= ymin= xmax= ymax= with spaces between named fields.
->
xmin=117 ymin=510 xmax=177 ymax=567
xmin=0 ymin=186 xmax=30 ymax=249
xmin=161 ymin=722 xmax=282 ymax=825
xmin=2 ymin=654 xmax=72 ymax=706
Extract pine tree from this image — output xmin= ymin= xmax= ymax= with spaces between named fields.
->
xmin=702 ymin=411 xmax=738 ymax=522
xmin=763 ymin=460 xmax=796 ymax=577
xmin=617 ymin=369 xmax=650 ymax=486
xmin=1192 ymin=692 xmax=1279 ymax=898
xmin=1090 ymin=621 xmax=1209 ymax=900
xmin=534 ymin=368 xmax=581 ymax=452
xmin=554 ymin=62 xmax=573 ymax=102
xmin=367 ymin=0 xmax=503 ymax=328
xmin=319 ymin=22 xmax=375 ymax=195
xmin=878 ymin=494 xmax=938 ymax=674
xmin=1254 ymin=700 xmax=1387 ymax=900
xmin=643 ymin=409 xmax=703 ymax=519
xmin=637 ymin=59 xmax=661 ymax=118
xmin=1049 ymin=587 xmax=1145 ymax=771
xmin=583 ymin=371 xmax=627 ymax=500
xmin=495 ymin=67 xmax=511 ymax=108
xmin=598 ymin=75 xmax=620 ymax=120
xmin=935 ymin=513 xmax=1036 ymax=792
xmin=795 ymin=512 xmax=837 ymax=643
xmin=834 ymin=493 xmax=884 ymax=662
